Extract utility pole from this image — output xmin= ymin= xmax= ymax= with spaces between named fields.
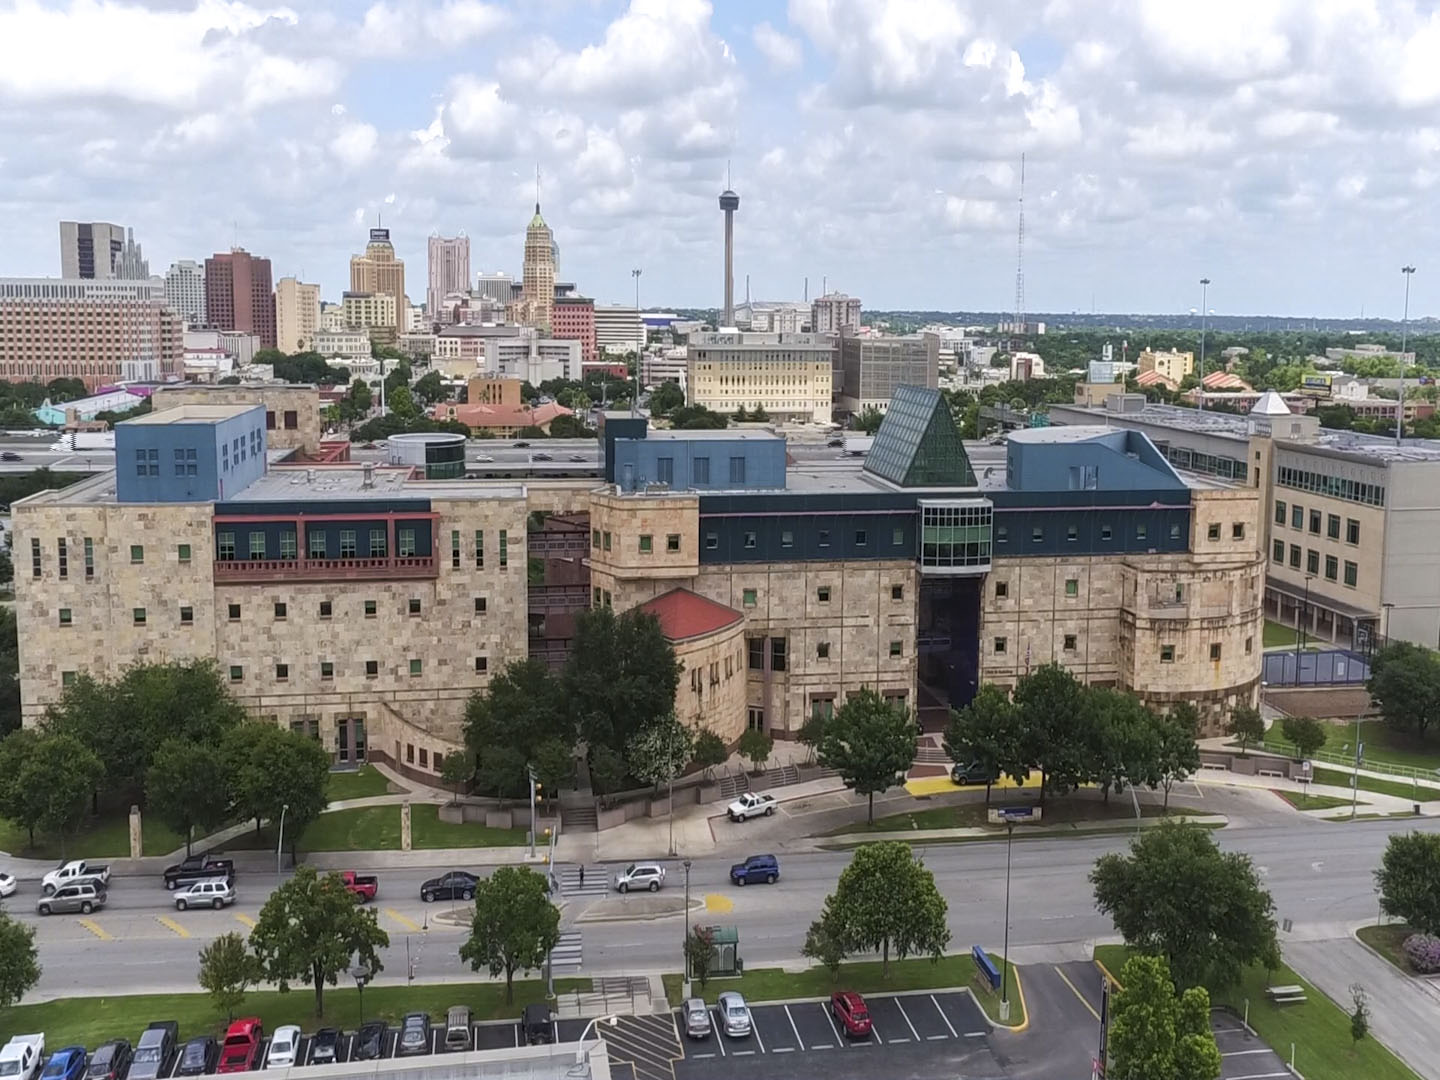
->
xmin=1198 ymin=277 xmax=1211 ymax=409
xmin=1397 ymin=266 xmax=1416 ymax=445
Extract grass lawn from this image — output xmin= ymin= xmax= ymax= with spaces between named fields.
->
xmin=325 ymin=765 xmax=393 ymax=802
xmin=0 ymin=978 xmax=591 ymax=1048
xmin=659 ymin=953 xmax=1025 ymax=1029
xmin=1264 ymin=720 xmax=1440 ymax=773
xmin=1271 ymin=789 xmax=1363 ymax=811
xmin=228 ymin=806 xmax=528 ymax=853
xmin=1262 ymin=619 xmax=1315 ymax=649
xmin=832 ymin=797 xmax=1198 ymax=836
xmin=1093 ymin=945 xmax=1419 ymax=1080
xmin=1356 ymin=923 xmax=1413 ymax=974
xmin=0 ymin=813 xmax=190 ymax=860
xmin=411 ymin=804 xmax=529 ymax=848
xmin=1311 ymin=766 xmax=1440 ymax=801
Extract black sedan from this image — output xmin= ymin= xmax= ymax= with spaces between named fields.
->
xmin=353 ymin=1022 xmax=388 ymax=1062
xmin=420 ymin=871 xmax=477 ymax=902
xmin=397 ymin=1013 xmax=431 ymax=1057
xmin=309 ymin=1029 xmax=341 ymax=1066
xmin=173 ymin=1038 xmax=217 ymax=1077
xmin=84 ymin=1041 xmax=131 ymax=1080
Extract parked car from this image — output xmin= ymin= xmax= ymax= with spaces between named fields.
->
xmin=420 ymin=871 xmax=477 ymax=902
xmin=950 ymin=760 xmax=999 ymax=785
xmin=397 ymin=1014 xmax=430 ymax=1057
xmin=83 ymin=1041 xmax=130 ymax=1080
xmin=174 ymin=880 xmax=234 ymax=911
xmin=0 ymin=871 xmax=15 ymax=898
xmin=36 ymin=882 xmax=106 ymax=916
xmin=613 ymin=863 xmax=665 ymax=893
xmin=681 ymin=998 xmax=711 ymax=1040
xmin=729 ymin=854 xmax=780 ymax=887
xmin=353 ymin=1022 xmax=387 ymax=1061
xmin=717 ymin=992 xmax=753 ymax=1038
xmin=263 ymin=1027 xmax=300 ymax=1070
xmin=0 ymin=1037 xmax=44 ymax=1080
xmin=307 ymin=1030 xmax=340 ymax=1067
xmin=127 ymin=1024 xmax=177 ymax=1080
xmin=443 ymin=1008 xmax=472 ymax=1052
xmin=337 ymin=871 xmax=379 ymax=903
xmin=172 ymin=1037 xmax=217 ymax=1078
xmin=830 ymin=991 xmax=873 ymax=1037
xmin=726 ymin=792 xmax=777 ymax=821
xmin=1 ymin=452 xmax=23 ymax=462
xmin=216 ymin=1019 xmax=262 ymax=1074
xmin=41 ymin=860 xmax=110 ymax=896
xmin=41 ymin=1049 xmax=87 ymax=1080
xmin=521 ymin=1004 xmax=553 ymax=1046
xmin=163 ymin=855 xmax=234 ymax=891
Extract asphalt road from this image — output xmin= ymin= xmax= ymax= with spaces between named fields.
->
xmin=5 ymin=814 xmax=1430 ymax=998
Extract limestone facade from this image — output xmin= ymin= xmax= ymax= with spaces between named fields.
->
xmin=673 ymin=622 xmax=748 ymax=744
xmin=151 ymin=385 xmax=323 ymax=455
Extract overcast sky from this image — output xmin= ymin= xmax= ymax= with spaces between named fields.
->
xmin=2 ymin=0 xmax=1438 ymax=318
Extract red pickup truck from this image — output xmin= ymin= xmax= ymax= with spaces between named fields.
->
xmin=338 ymin=871 xmax=379 ymax=903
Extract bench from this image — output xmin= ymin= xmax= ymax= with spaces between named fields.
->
xmin=1265 ymin=984 xmax=1307 ymax=1004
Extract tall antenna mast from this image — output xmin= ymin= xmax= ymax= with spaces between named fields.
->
xmin=1014 ymin=152 xmax=1026 ymax=335
xmin=535 ymin=164 xmax=541 ymax=210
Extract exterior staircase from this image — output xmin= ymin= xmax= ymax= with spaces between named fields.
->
xmin=751 ymin=763 xmax=800 ymax=791
xmin=717 ymin=770 xmax=750 ymax=799
xmin=564 ymin=803 xmax=598 ymax=832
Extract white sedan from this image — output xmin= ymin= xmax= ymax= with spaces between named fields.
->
xmin=0 ymin=872 xmax=15 ymax=898
xmin=726 ymin=792 xmax=777 ymax=822
xmin=266 ymin=1025 xmax=301 ymax=1070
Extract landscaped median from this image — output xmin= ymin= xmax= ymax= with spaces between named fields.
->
xmin=228 ymin=804 xmax=528 ymax=852
xmin=821 ymin=800 xmax=1220 ymax=844
xmin=1093 ymin=944 xmax=1419 ymax=1080
xmin=0 ymin=978 xmax=592 ymax=1049
xmin=1310 ymin=766 xmax=1440 ymax=803
xmin=660 ymin=952 xmax=1026 ymax=1030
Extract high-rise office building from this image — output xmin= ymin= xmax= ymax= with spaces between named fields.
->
xmin=275 ymin=277 xmax=321 ymax=354
xmin=839 ymin=333 xmax=940 ymax=415
xmin=475 ymin=272 xmax=513 ymax=305
xmin=520 ymin=204 xmax=555 ymax=331
xmin=811 ymin=292 xmax=862 ymax=334
xmin=164 ymin=260 xmax=206 ymax=326
xmin=349 ymin=228 xmax=406 ymax=339
xmin=60 ymin=222 xmax=148 ymax=280
xmin=552 ymin=297 xmax=597 ymax=363
xmin=204 ymin=249 xmax=276 ymax=349
xmin=426 ymin=234 xmax=470 ymax=321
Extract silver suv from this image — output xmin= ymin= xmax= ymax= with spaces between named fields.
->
xmin=174 ymin=879 xmax=235 ymax=911
xmin=613 ymin=863 xmax=665 ymax=893
xmin=37 ymin=881 xmax=105 ymax=916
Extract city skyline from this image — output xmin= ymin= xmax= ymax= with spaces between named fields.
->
xmin=1 ymin=1 xmax=1438 ymax=318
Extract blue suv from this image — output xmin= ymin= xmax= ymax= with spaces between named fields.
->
xmin=730 ymin=854 xmax=780 ymax=886
xmin=43 ymin=1049 xmax=88 ymax=1080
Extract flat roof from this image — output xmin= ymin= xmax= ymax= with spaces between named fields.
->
xmin=1055 ymin=402 xmax=1252 ymax=440
xmin=125 ymin=404 xmax=260 ymax=425
xmin=646 ymin=429 xmax=782 ymax=442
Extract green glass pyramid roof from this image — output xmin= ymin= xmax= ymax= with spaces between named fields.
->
xmin=863 ymin=385 xmax=977 ymax=488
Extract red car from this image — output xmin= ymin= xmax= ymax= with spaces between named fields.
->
xmin=216 ymin=1018 xmax=264 ymax=1074
xmin=831 ymin=991 xmax=872 ymax=1037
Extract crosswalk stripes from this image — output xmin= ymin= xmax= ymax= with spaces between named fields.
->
xmin=557 ymin=864 xmax=608 ymax=896
xmin=549 ymin=931 xmax=583 ymax=972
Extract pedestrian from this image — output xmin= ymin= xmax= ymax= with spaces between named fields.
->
xmin=579 ymin=865 xmax=585 ymax=889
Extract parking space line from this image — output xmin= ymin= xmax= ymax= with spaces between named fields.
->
xmin=1223 ymin=1050 xmax=1274 ymax=1057
xmin=820 ymin=1002 xmax=845 ymax=1047
xmin=929 ymin=995 xmax=959 ymax=1038
xmin=964 ymin=1031 xmax=987 ymax=1038
xmin=784 ymin=1006 xmax=804 ymax=1050
xmin=752 ymin=1021 xmax=765 ymax=1054
xmin=773 ymin=1047 xmax=793 ymax=1053
xmin=1227 ymin=1074 xmax=1290 ymax=1080
xmin=894 ymin=998 xmax=921 ymax=1042
xmin=692 ymin=1054 xmax=714 ymax=1060
xmin=156 ymin=915 xmax=191 ymax=938
xmin=1054 ymin=965 xmax=1102 ymax=1022
xmin=732 ymin=1050 xmax=753 ymax=1056
xmin=78 ymin=919 xmax=111 ymax=940
xmin=384 ymin=908 xmax=422 ymax=932
xmin=234 ymin=913 xmax=255 ymax=928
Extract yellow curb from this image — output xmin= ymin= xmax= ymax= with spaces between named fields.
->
xmin=1053 ymin=965 xmax=1101 ymax=1022
xmin=1094 ymin=956 xmax=1124 ymax=990
xmin=1008 ymin=961 xmax=1031 ymax=1033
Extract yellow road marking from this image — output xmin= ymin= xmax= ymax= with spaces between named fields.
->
xmin=904 ymin=773 xmax=1046 ymax=797
xmin=384 ymin=908 xmax=422 ymax=932
xmin=1053 ymin=966 xmax=1100 ymax=1022
xmin=79 ymin=919 xmax=111 ymax=940
xmin=157 ymin=916 xmax=191 ymax=939
xmin=703 ymin=893 xmax=733 ymax=914
xmin=1094 ymin=956 xmax=1124 ymax=990
xmin=234 ymin=913 xmax=256 ymax=928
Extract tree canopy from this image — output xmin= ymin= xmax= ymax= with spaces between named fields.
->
xmin=1367 ymin=642 xmax=1440 ymax=739
xmin=817 ymin=689 xmax=918 ymax=823
xmin=1376 ymin=831 xmax=1440 ymax=936
xmin=563 ymin=606 xmax=681 ymax=753
xmin=1107 ymin=953 xmax=1222 ymax=1080
xmin=0 ymin=910 xmax=40 ymax=1010
xmin=459 ymin=867 xmax=560 ymax=1003
xmin=648 ymin=381 xmax=685 ymax=417
xmin=810 ymin=841 xmax=949 ymax=975
xmin=146 ymin=739 xmax=233 ymax=855
xmin=226 ymin=723 xmax=331 ymax=858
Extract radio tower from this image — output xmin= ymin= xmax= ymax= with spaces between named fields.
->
xmin=1013 ymin=153 xmax=1026 ymax=340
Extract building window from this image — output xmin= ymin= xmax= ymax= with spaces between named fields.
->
xmin=818 ymin=529 xmax=830 ymax=547
xmin=406 ymin=744 xmax=415 ymax=764
xmin=177 ymin=542 xmax=192 ymax=563
xmin=1272 ymin=539 xmax=1284 ymax=563
xmin=1207 ymin=523 xmax=1220 ymax=541
xmin=1066 ymin=524 xmax=1079 ymax=543
xmin=62 ymin=670 xmax=77 ymax=688
xmin=274 ymin=601 xmax=287 ymax=619
xmin=317 ymin=661 xmax=333 ymax=680
xmin=729 ymin=456 xmax=746 ymax=484
xmin=1344 ymin=560 xmax=1358 ymax=587
xmin=1274 ymin=500 xmax=1286 ymax=525
xmin=1065 ymin=578 xmax=1079 ymax=597
xmin=1327 ymin=514 xmax=1341 ymax=540
xmin=1289 ymin=544 xmax=1301 ymax=569
xmin=369 ymin=529 xmax=387 ymax=557
xmin=855 ymin=529 xmax=868 ymax=547
xmin=365 ymin=660 xmax=379 ymax=677
xmin=666 ymin=534 xmax=680 ymax=553
xmin=1232 ymin=523 xmax=1245 ymax=540
xmin=817 ymin=586 xmax=830 ymax=602
xmin=275 ymin=663 xmax=289 ymax=682
xmin=892 ymin=584 xmax=904 ymax=600
xmin=283 ymin=410 xmax=298 ymax=430
xmin=770 ymin=637 xmax=787 ymax=672
xmin=1100 ymin=524 xmax=1112 ymax=541
xmin=810 ymin=696 xmax=835 ymax=722
xmin=58 ymin=608 xmax=72 ymax=626
xmin=266 ymin=410 xmax=276 ymax=430
xmin=1031 ymin=526 xmax=1044 ymax=544
xmin=1291 ymin=504 xmax=1303 ymax=529
xmin=1136 ymin=523 xmax=1148 ymax=541
xmin=475 ymin=656 xmax=488 ymax=673
xmin=476 ymin=530 xmax=485 ymax=568
xmin=474 ymin=597 xmax=487 ymax=614
xmin=409 ymin=659 xmax=423 ymax=676
xmin=602 ymin=531 xmax=612 ymax=552
xmin=656 ymin=457 xmax=674 ymax=485
xmin=408 ymin=598 xmax=421 ymax=616
xmin=84 ymin=537 xmax=93 ymax=580
xmin=747 ymin=707 xmax=765 ymax=731
xmin=340 ymin=530 xmax=357 ymax=558
xmin=130 ymin=544 xmax=144 ymax=564
xmin=228 ymin=603 xmax=241 ymax=621
xmin=639 ymin=534 xmax=653 ymax=553
xmin=1325 ymin=555 xmax=1338 ymax=581
xmin=29 ymin=538 xmax=39 ymax=579
xmin=1160 ymin=644 xmax=1175 ymax=662
xmin=319 ymin=600 xmax=332 ymax=618
xmin=1245 ymin=637 xmax=1253 ymax=654
xmin=229 ymin=666 xmax=243 ymax=683
xmin=743 ymin=531 xmax=757 ymax=549
xmin=817 ymin=642 xmax=830 ymax=660
xmin=1209 ymin=643 xmax=1222 ymax=662
xmin=364 ymin=600 xmax=377 ymax=617
xmin=1169 ymin=523 xmax=1181 ymax=541
xmin=592 ymin=529 xmax=600 ymax=549
xmin=451 ymin=530 xmax=461 ymax=569
xmin=1063 ymin=634 xmax=1077 ymax=651
xmin=693 ymin=457 xmax=710 ymax=484
xmin=55 ymin=538 xmax=67 ymax=579
xmin=180 ymin=606 xmax=193 ymax=625
xmin=499 ymin=529 xmax=509 ymax=568
xmin=244 ymin=532 xmax=263 ymax=560
xmin=748 ymin=637 xmax=764 ymax=670
xmin=993 ymin=637 xmax=1007 ymax=654
xmin=892 ymin=527 xmax=905 ymax=546
xmin=1307 ymin=549 xmax=1319 ymax=575
xmin=1309 ymin=509 xmax=1322 ymax=534
xmin=419 ymin=748 xmax=429 ymax=769
xmin=398 ymin=529 xmax=416 ymax=557
xmin=780 ymin=530 xmax=793 ymax=548
xmin=1346 ymin=518 xmax=1360 ymax=545
xmin=593 ymin=587 xmax=602 ymax=607
xmin=742 ymin=588 xmax=757 ymax=607
xmin=995 ymin=580 xmax=1008 ymax=599
xmin=308 ymin=532 xmax=325 ymax=559
xmin=889 ymin=640 xmax=902 ymax=658
xmin=705 ymin=532 xmax=718 ymax=550
xmin=996 ymin=525 xmax=1009 ymax=544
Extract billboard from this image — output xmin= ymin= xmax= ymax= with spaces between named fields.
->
xmin=1302 ymin=374 xmax=1332 ymax=392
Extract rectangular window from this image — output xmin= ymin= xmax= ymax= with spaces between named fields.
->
xmin=173 ymin=448 xmax=185 ymax=476
xmin=476 ymin=530 xmax=485 ymax=568
xmin=639 ymin=534 xmax=653 ymax=553
xmin=780 ymin=530 xmax=793 ymax=548
xmin=739 ymin=531 xmax=755 ymax=549
xmin=1063 ymin=634 xmax=1077 ymax=651
xmin=729 ymin=456 xmax=746 ymax=484
xmin=1169 ymin=522 xmax=1181 ymax=541
xmin=817 ymin=586 xmax=831 ymax=602
xmin=770 ymin=637 xmax=787 ymax=672
xmin=817 ymin=642 xmax=830 ymax=660
xmin=995 ymin=580 xmax=1008 ymax=598
xmin=340 ymin=530 xmax=357 ymax=558
xmin=130 ymin=544 xmax=144 ymax=564
xmin=593 ymin=586 xmax=602 ymax=607
xmin=996 ymin=525 xmax=1009 ymax=544
xmin=1309 ymin=509 xmax=1321 ymax=534
xmin=1344 ymin=560 xmax=1358 ymax=587
xmin=1306 ymin=549 xmax=1320 ymax=575
xmin=1160 ymin=644 xmax=1175 ymax=662
xmin=180 ymin=606 xmax=193 ymax=625
xmin=818 ymin=529 xmax=830 ymax=548
xmin=892 ymin=527 xmax=905 ymax=546
xmin=228 ymin=603 xmax=240 ymax=621
xmin=1346 ymin=518 xmax=1360 ymax=545
xmin=1136 ymin=523 xmax=1148 ymax=541
xmin=748 ymin=637 xmax=764 ymax=670
xmin=656 ymin=457 xmax=674 ymax=485
xmin=369 ymin=529 xmax=387 ymax=557
xmin=1274 ymin=500 xmax=1286 ymax=525
xmin=705 ymin=532 xmax=718 ymax=550
xmin=993 ymin=637 xmax=1007 ymax=654
xmin=1325 ymin=555 xmax=1338 ymax=581
xmin=134 ymin=607 xmax=147 ymax=625
xmin=667 ymin=534 xmax=680 ymax=553
xmin=365 ymin=660 xmax=378 ymax=677
xmin=319 ymin=600 xmax=332 ymax=618
xmin=321 ymin=661 xmax=334 ymax=681
xmin=1232 ymin=523 xmax=1245 ymax=540
xmin=1209 ymin=643 xmax=1222 ymax=661
xmin=408 ymin=598 xmax=421 ymax=615
xmin=1207 ymin=523 xmax=1221 ymax=541
xmin=30 ymin=538 xmax=39 ymax=579
xmin=1245 ymin=637 xmax=1253 ymax=654
xmin=1272 ymin=539 xmax=1284 ymax=563
xmin=58 ymin=608 xmax=72 ymax=626
xmin=275 ymin=663 xmax=289 ymax=682
xmin=364 ymin=600 xmax=377 ymax=617
xmin=742 ymin=588 xmax=757 ymax=607
xmin=854 ymin=529 xmax=868 ymax=547
xmin=406 ymin=744 xmax=414 ymax=764
xmin=176 ymin=542 xmax=192 ymax=564
xmin=409 ymin=659 xmax=422 ymax=676
xmin=1291 ymin=504 xmax=1303 ymax=529
xmin=229 ymin=666 xmax=243 ymax=683
xmin=1031 ymin=526 xmax=1044 ymax=544
xmin=419 ymin=748 xmax=428 ymax=769
xmin=1327 ymin=514 xmax=1341 ymax=540
xmin=62 ymin=670 xmax=77 ymax=688
xmin=474 ymin=597 xmax=487 ymax=614
xmin=1061 ymin=578 xmax=1077 ymax=598
xmin=308 ymin=531 xmax=325 ymax=558
xmin=1062 ymin=524 xmax=1078 ymax=543
xmin=84 ymin=537 xmax=93 ymax=580
xmin=499 ymin=529 xmax=508 ymax=567
xmin=248 ymin=532 xmax=265 ymax=560
xmin=1289 ymin=544 xmax=1301 ymax=569
xmin=892 ymin=584 xmax=904 ymax=600
xmin=398 ymin=529 xmax=416 ymax=557
xmin=747 ymin=706 xmax=765 ymax=731
xmin=693 ymin=457 xmax=710 ymax=484
xmin=592 ymin=528 xmax=600 ymax=549
xmin=56 ymin=538 xmax=67 ymax=579
xmin=284 ymin=410 xmax=298 ymax=430
xmin=451 ymin=530 xmax=461 ymax=569
xmin=135 ymin=448 xmax=146 ymax=476
xmin=1100 ymin=524 xmax=1112 ymax=541
xmin=274 ymin=601 xmax=287 ymax=619
xmin=889 ymin=640 xmax=902 ymax=658
xmin=602 ymin=531 xmax=612 ymax=552
xmin=474 ymin=656 xmax=488 ymax=674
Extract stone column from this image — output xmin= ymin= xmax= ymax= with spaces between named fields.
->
xmin=128 ymin=805 xmax=142 ymax=861
xmin=400 ymin=801 xmax=412 ymax=852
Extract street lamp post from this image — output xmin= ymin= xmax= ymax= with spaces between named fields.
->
xmin=1001 ymin=818 xmax=1015 ymax=1021
xmin=631 ymin=268 xmax=642 ymax=416
xmin=351 ymin=966 xmax=371 ymax=1030
xmin=275 ymin=803 xmax=289 ymax=880
xmin=1294 ymin=575 xmax=1313 ymax=686
xmin=1198 ymin=277 xmax=1211 ymax=410
xmin=1398 ymin=266 xmax=1416 ymax=445
xmin=683 ymin=859 xmax=693 ymax=994
xmin=572 ymin=1015 xmax=619 ymax=1072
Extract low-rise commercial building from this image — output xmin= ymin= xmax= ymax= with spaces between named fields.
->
xmin=314 ymin=328 xmax=372 ymax=362
xmin=838 ymin=332 xmax=939 ymax=415
xmin=687 ymin=331 xmax=835 ymax=424
xmin=811 ymin=292 xmax=861 ymax=334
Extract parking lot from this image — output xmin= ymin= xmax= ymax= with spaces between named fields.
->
xmin=1211 ymin=1012 xmax=1292 ymax=1080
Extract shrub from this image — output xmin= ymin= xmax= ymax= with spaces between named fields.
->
xmin=1403 ymin=932 xmax=1440 ymax=973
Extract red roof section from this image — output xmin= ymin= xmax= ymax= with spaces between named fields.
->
xmin=639 ymin=588 xmax=743 ymax=642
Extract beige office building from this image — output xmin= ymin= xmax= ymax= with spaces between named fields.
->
xmin=687 ymin=331 xmax=836 ymax=424
xmin=274 ymin=277 xmax=321 ymax=354
xmin=349 ymin=228 xmax=405 ymax=342
xmin=341 ymin=291 xmax=397 ymax=341
xmin=839 ymin=333 xmax=939 ymax=415
xmin=1138 ymin=349 xmax=1194 ymax=384
xmin=519 ymin=204 xmax=556 ymax=331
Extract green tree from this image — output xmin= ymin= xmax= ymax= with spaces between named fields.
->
xmin=797 ymin=708 xmax=828 ymax=765
xmin=1013 ymin=663 xmax=1087 ymax=802
xmin=464 ymin=659 xmax=573 ymax=797
xmin=1107 ymin=953 xmax=1222 ymax=1080
xmin=1155 ymin=705 xmax=1202 ymax=810
xmin=685 ymin=925 xmax=715 ymax=989
xmin=19 ymin=734 xmax=104 ymax=850
xmin=0 ymin=608 xmax=19 ymax=736
xmin=197 ymin=931 xmax=260 ymax=1021
xmin=943 ymin=685 xmax=1018 ymax=804
xmin=387 ymin=383 xmax=420 ymax=421
xmin=626 ymin=713 xmax=694 ymax=790
xmin=383 ymin=356 xmax=413 ymax=396
xmin=801 ymin=911 xmax=847 ymax=981
xmin=563 ymin=607 xmax=681 ymax=753
xmin=1375 ymin=831 xmax=1440 ymax=934
xmin=668 ymin=404 xmax=728 ymax=430
xmin=459 ymin=867 xmax=560 ymax=1004
xmin=547 ymin=414 xmax=594 ymax=438
xmin=648 ymin=381 xmax=685 ymax=417
xmin=146 ymin=739 xmax=232 ymax=855
xmin=817 ymin=689 xmax=918 ymax=823
xmin=1350 ymin=984 xmax=1370 ymax=1048
xmin=1227 ymin=705 xmax=1264 ymax=756
xmin=854 ymin=405 xmax=885 ymax=434
xmin=249 ymin=866 xmax=388 ymax=1016
xmin=440 ymin=752 xmax=472 ymax=804
xmin=0 ymin=910 xmax=40 ymax=1010
xmin=691 ymin=729 xmax=727 ymax=781
xmin=412 ymin=370 xmax=447 ymax=405
xmin=1091 ymin=821 xmax=1278 ymax=991
xmin=1367 ymin=642 xmax=1440 ymax=739
xmin=1085 ymin=689 xmax=1163 ymax=804
xmin=737 ymin=728 xmax=774 ymax=775
xmin=587 ymin=744 xmax=629 ymax=799
xmin=45 ymin=377 xmax=87 ymax=403
xmin=1280 ymin=715 xmax=1327 ymax=760
xmin=819 ymin=840 xmax=949 ymax=975
xmin=0 ymin=729 xmax=42 ymax=847
xmin=226 ymin=724 xmax=330 ymax=858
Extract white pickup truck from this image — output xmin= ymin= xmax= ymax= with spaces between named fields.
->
xmin=726 ymin=792 xmax=778 ymax=822
xmin=41 ymin=859 xmax=111 ymax=896
xmin=0 ymin=1034 xmax=45 ymax=1080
